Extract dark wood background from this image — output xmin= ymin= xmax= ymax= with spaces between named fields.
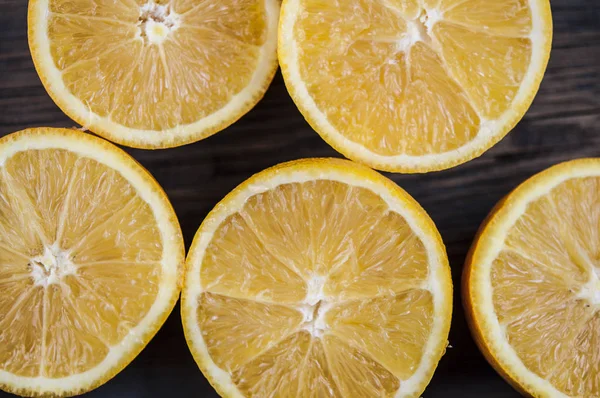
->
xmin=1 ymin=0 xmax=599 ymax=396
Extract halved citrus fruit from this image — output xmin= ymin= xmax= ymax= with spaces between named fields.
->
xmin=464 ymin=158 xmax=600 ymax=397
xmin=279 ymin=0 xmax=553 ymax=172
xmin=28 ymin=0 xmax=279 ymax=149
xmin=0 ymin=128 xmax=184 ymax=397
xmin=182 ymin=158 xmax=452 ymax=397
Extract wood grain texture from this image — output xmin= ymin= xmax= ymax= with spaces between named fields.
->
xmin=0 ymin=0 xmax=599 ymax=396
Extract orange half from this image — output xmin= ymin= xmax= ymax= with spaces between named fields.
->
xmin=0 ymin=128 xmax=184 ymax=397
xmin=279 ymin=0 xmax=553 ymax=172
xmin=182 ymin=158 xmax=452 ymax=397
xmin=28 ymin=0 xmax=279 ymax=148
xmin=465 ymin=158 xmax=600 ymax=397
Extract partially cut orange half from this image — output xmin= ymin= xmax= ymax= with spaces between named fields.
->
xmin=279 ymin=0 xmax=553 ymax=172
xmin=182 ymin=158 xmax=452 ymax=397
xmin=465 ymin=158 xmax=600 ymax=397
xmin=0 ymin=128 xmax=184 ymax=397
xmin=28 ymin=0 xmax=279 ymax=149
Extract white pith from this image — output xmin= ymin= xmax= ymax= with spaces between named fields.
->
xmin=576 ymin=269 xmax=600 ymax=307
xmin=279 ymin=0 xmax=552 ymax=171
xmin=182 ymin=163 xmax=452 ymax=398
xmin=29 ymin=244 xmax=76 ymax=287
xmin=137 ymin=1 xmax=181 ymax=45
xmin=0 ymin=130 xmax=183 ymax=395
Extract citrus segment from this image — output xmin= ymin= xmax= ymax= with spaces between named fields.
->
xmin=325 ymin=211 xmax=429 ymax=299
xmin=47 ymin=14 xmax=137 ymax=69
xmin=64 ymin=275 xmax=133 ymax=345
xmin=441 ymin=0 xmax=532 ymax=36
xmin=201 ymin=213 xmax=308 ymax=303
xmin=0 ymin=128 xmax=184 ymax=397
xmin=44 ymin=282 xmax=109 ymax=379
xmin=296 ymin=337 xmax=339 ymax=396
xmin=0 ymin=284 xmax=44 ymax=378
xmin=177 ymin=0 xmax=267 ymax=45
xmin=48 ymin=0 xmax=139 ymax=20
xmin=323 ymin=334 xmax=400 ymax=397
xmin=279 ymin=0 xmax=552 ymax=172
xmin=383 ymin=1 xmax=421 ymax=19
xmin=549 ymin=315 xmax=600 ymax=395
xmin=465 ymin=159 xmax=600 ymax=397
xmin=326 ymin=289 xmax=434 ymax=379
xmin=183 ymin=158 xmax=452 ymax=397
xmin=0 ymin=172 xmax=45 ymax=254
xmin=434 ymin=22 xmax=532 ymax=118
xmin=230 ymin=331 xmax=313 ymax=396
xmin=198 ymin=292 xmax=305 ymax=372
xmin=29 ymin=0 xmax=279 ymax=148
xmin=3 ymin=149 xmax=78 ymax=244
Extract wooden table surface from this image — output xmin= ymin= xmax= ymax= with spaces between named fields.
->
xmin=1 ymin=1 xmax=599 ymax=397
